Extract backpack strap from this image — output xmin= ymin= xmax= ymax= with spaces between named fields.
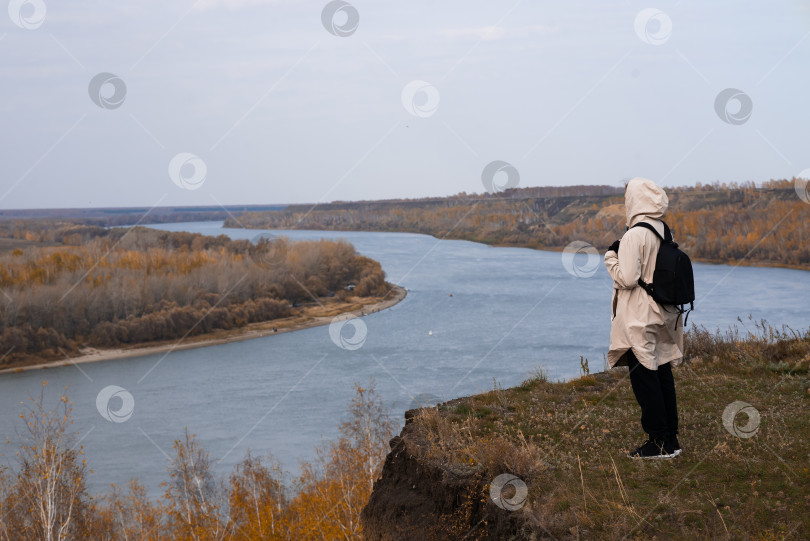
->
xmin=683 ymin=301 xmax=694 ymax=327
xmin=631 ymin=220 xmax=672 ymax=243
xmin=672 ymin=301 xmax=695 ymax=330
xmin=630 ymin=220 xmax=669 ymax=293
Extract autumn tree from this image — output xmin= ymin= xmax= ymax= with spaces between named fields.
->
xmin=288 ymin=380 xmax=395 ymax=540
xmin=0 ymin=383 xmax=92 ymax=541
xmin=226 ymin=452 xmax=288 ymax=540
xmin=340 ymin=382 xmax=396 ymax=493
xmin=89 ymin=480 xmax=166 ymax=541
xmin=163 ymin=430 xmax=228 ymax=541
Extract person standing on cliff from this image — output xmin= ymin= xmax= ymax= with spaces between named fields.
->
xmin=604 ymin=177 xmax=683 ymax=459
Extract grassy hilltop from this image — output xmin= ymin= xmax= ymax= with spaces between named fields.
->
xmin=362 ymin=321 xmax=810 ymax=540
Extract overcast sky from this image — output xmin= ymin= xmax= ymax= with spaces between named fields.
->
xmin=1 ymin=0 xmax=808 ymax=209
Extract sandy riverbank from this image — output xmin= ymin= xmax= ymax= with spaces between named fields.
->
xmin=0 ymin=285 xmax=407 ymax=375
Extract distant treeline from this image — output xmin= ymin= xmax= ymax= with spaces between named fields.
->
xmin=226 ymin=179 xmax=810 ymax=269
xmin=0 ymin=205 xmax=286 ymax=228
xmin=0 ymin=226 xmax=389 ymax=366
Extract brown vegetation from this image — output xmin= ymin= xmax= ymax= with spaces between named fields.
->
xmin=227 ymin=179 xmax=810 ymax=269
xmin=0 ymin=383 xmax=93 ymax=540
xmin=0 ymin=381 xmax=395 ymax=540
xmin=0 ymin=225 xmax=390 ymax=368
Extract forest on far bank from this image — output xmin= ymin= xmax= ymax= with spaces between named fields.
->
xmin=226 ymin=179 xmax=810 ymax=270
xmin=0 ymin=224 xmax=390 ymax=367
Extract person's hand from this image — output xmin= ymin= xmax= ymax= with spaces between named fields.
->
xmin=607 ymin=240 xmax=620 ymax=254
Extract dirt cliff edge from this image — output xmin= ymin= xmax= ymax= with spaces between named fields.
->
xmin=361 ymin=412 xmax=532 ymax=540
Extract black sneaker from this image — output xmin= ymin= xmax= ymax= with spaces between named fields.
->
xmin=667 ymin=435 xmax=682 ymax=456
xmin=628 ymin=438 xmax=679 ymax=459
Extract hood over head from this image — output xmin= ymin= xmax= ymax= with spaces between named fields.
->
xmin=625 ymin=177 xmax=668 ymax=228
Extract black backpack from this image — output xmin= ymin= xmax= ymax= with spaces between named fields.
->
xmin=632 ymin=221 xmax=695 ymax=327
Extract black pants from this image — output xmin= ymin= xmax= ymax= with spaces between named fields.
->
xmin=626 ymin=349 xmax=678 ymax=440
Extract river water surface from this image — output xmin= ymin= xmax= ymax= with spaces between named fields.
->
xmin=1 ymin=222 xmax=808 ymax=495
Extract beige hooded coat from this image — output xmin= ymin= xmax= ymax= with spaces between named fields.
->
xmin=604 ymin=178 xmax=684 ymax=370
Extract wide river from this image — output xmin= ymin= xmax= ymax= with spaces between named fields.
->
xmin=1 ymin=222 xmax=808 ymax=496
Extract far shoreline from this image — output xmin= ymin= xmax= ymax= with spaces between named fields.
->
xmin=215 ymin=223 xmax=810 ymax=273
xmin=0 ymin=285 xmax=407 ymax=376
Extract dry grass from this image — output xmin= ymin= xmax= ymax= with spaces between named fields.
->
xmin=404 ymin=321 xmax=810 ymax=539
